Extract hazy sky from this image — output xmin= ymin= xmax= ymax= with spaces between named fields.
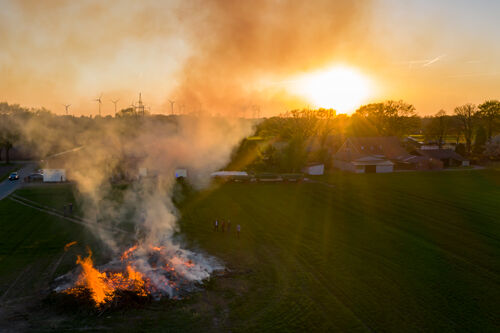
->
xmin=0 ymin=0 xmax=498 ymax=116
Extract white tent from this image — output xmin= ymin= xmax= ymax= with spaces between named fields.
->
xmin=42 ymin=169 xmax=66 ymax=182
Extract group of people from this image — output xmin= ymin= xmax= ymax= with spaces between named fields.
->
xmin=214 ymin=219 xmax=241 ymax=238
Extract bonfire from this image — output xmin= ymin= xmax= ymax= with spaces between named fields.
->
xmin=56 ymin=243 xmax=220 ymax=307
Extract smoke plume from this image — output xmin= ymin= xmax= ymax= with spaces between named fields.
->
xmin=0 ymin=0 xmax=372 ymax=115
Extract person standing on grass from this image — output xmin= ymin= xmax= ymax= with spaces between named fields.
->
xmin=214 ymin=219 xmax=219 ymax=232
xmin=236 ymin=224 xmax=241 ymax=239
xmin=221 ymin=220 xmax=226 ymax=232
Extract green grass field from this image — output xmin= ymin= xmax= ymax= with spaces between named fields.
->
xmin=0 ymin=170 xmax=499 ymax=331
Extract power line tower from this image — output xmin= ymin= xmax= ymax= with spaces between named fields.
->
xmin=136 ymin=93 xmax=145 ymax=116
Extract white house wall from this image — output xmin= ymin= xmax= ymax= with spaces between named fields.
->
xmin=376 ymin=165 xmax=393 ymax=173
xmin=305 ymin=164 xmax=325 ymax=175
xmin=333 ymin=160 xmax=366 ymax=173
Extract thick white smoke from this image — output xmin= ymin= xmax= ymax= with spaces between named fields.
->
xmin=39 ymin=114 xmax=255 ymax=295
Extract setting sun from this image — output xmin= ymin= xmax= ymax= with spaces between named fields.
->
xmin=289 ymin=66 xmax=373 ymax=114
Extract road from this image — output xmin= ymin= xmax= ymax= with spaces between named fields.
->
xmin=0 ymin=163 xmax=36 ymax=200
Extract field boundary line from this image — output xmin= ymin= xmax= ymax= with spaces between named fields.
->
xmin=0 ymin=265 xmax=32 ymax=303
xmin=8 ymin=196 xmax=130 ymax=235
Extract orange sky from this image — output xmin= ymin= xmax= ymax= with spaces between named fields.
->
xmin=0 ymin=0 xmax=498 ymax=116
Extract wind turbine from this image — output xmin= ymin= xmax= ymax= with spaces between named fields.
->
xmin=94 ymin=93 xmax=103 ymax=117
xmin=63 ymin=104 xmax=71 ymax=116
xmin=111 ymin=99 xmax=119 ymax=116
xmin=168 ymin=99 xmax=175 ymax=115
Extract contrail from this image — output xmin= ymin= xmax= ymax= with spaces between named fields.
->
xmin=396 ymin=54 xmax=447 ymax=68
xmin=422 ymin=54 xmax=446 ymax=67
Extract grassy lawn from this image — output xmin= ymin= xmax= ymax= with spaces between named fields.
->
xmin=0 ymin=170 xmax=499 ymax=331
xmin=0 ymin=196 xmax=102 ymax=299
xmin=15 ymin=184 xmax=83 ymax=216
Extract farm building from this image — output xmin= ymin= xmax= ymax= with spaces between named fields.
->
xmin=302 ymin=163 xmax=325 ymax=175
xmin=398 ymin=155 xmax=443 ymax=170
xmin=333 ymin=137 xmax=440 ymax=173
xmin=416 ymin=149 xmax=469 ymax=167
xmin=334 ymin=151 xmax=394 ymax=173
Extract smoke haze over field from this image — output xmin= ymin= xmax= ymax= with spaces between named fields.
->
xmin=1 ymin=0 xmax=499 ymax=115
xmin=50 ymin=116 xmax=254 ymax=250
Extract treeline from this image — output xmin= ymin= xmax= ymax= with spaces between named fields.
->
xmin=1 ymin=100 xmax=499 ymax=170
xmin=0 ymin=102 xmax=176 ymax=163
xmin=229 ymin=100 xmax=500 ymax=172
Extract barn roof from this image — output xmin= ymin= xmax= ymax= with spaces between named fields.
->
xmin=417 ymin=149 xmax=466 ymax=161
xmin=334 ymin=136 xmax=415 ymax=162
xmin=347 ymin=137 xmax=411 ymax=160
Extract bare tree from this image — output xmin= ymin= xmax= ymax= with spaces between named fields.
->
xmin=454 ymin=104 xmax=478 ymax=155
xmin=425 ymin=110 xmax=448 ymax=148
xmin=355 ymin=100 xmax=419 ymax=137
xmin=0 ymin=116 xmax=20 ymax=164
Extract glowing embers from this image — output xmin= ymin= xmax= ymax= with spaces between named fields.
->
xmin=61 ymin=245 xmax=214 ymax=307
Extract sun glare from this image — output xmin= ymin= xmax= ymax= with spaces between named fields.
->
xmin=289 ymin=65 xmax=373 ymax=114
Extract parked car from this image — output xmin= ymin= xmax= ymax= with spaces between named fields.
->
xmin=26 ymin=173 xmax=43 ymax=182
xmin=8 ymin=172 xmax=19 ymax=181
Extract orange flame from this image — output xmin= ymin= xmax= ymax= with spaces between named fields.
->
xmin=65 ymin=249 xmax=149 ymax=306
xmin=64 ymin=241 xmax=77 ymax=251
xmin=121 ymin=245 xmax=138 ymax=261
xmin=73 ymin=250 xmax=113 ymax=305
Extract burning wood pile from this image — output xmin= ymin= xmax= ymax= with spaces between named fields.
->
xmin=54 ymin=244 xmax=220 ymax=308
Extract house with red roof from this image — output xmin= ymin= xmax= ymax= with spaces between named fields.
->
xmin=333 ymin=137 xmax=443 ymax=173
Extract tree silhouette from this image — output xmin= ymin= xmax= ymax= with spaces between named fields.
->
xmin=454 ymin=104 xmax=478 ymax=155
